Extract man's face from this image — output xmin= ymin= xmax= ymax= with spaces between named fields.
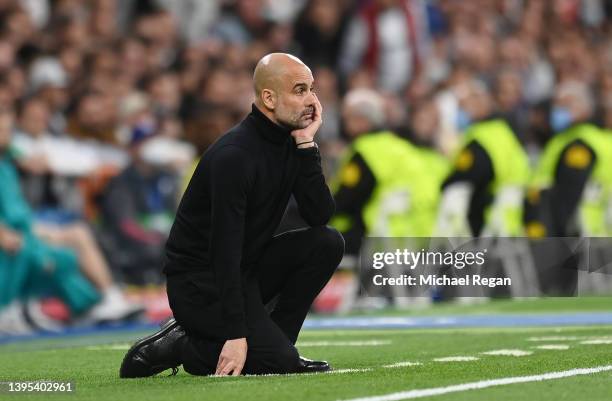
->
xmin=20 ymin=100 xmax=50 ymax=137
xmin=411 ymin=101 xmax=439 ymax=142
xmin=273 ymin=65 xmax=316 ymax=130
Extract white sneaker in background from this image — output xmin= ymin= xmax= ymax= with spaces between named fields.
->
xmin=78 ymin=286 xmax=145 ymax=325
xmin=23 ymin=300 xmax=65 ymax=333
xmin=0 ymin=302 xmax=34 ymax=336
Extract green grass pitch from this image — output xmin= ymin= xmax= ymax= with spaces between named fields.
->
xmin=1 ymin=298 xmax=611 ymax=401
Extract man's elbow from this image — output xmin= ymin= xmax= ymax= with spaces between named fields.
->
xmin=303 ymin=200 xmax=335 ymax=226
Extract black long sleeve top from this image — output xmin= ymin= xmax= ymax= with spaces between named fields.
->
xmin=163 ymin=104 xmax=335 ymax=339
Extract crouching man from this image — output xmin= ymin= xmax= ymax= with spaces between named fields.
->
xmin=120 ymin=53 xmax=344 ymax=377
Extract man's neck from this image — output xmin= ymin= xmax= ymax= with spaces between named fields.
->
xmin=254 ymin=103 xmax=282 ymax=127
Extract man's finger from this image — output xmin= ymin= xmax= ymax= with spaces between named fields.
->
xmin=232 ymin=364 xmax=243 ymax=376
xmin=215 ymin=357 xmax=226 ymax=375
xmin=220 ymin=362 xmax=235 ymax=376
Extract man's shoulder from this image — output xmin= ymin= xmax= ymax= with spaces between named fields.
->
xmin=200 ymin=119 xmax=260 ymax=169
xmin=208 ymin=117 xmax=260 ymax=153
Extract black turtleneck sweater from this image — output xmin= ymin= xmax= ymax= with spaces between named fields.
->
xmin=163 ymin=104 xmax=335 ymax=338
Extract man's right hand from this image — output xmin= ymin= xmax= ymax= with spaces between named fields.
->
xmin=0 ymin=226 xmax=23 ymax=254
xmin=215 ymin=337 xmax=247 ymax=376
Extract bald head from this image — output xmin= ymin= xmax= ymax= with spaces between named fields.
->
xmin=252 ymin=53 xmax=317 ymax=130
xmin=253 ymin=53 xmax=310 ymax=98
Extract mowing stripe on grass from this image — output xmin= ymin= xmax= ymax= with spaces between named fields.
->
xmin=580 ymin=339 xmax=612 ymax=344
xmin=433 ymin=356 xmax=479 ymax=362
xmin=383 ymin=362 xmax=422 ymax=368
xmin=534 ymin=344 xmax=570 ymax=350
xmin=481 ymin=349 xmax=532 ymax=356
xmin=338 ymin=365 xmax=612 ymax=401
xmin=526 ymin=336 xmax=580 ymax=341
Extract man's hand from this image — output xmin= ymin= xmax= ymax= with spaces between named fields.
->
xmin=215 ymin=337 xmax=247 ymax=376
xmin=0 ymin=226 xmax=23 ymax=254
xmin=291 ymin=93 xmax=323 ymax=148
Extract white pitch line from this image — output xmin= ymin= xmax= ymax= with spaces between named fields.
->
xmin=337 ymin=365 xmax=612 ymax=401
xmin=526 ymin=336 xmax=580 ymax=342
xmin=433 ymin=356 xmax=479 ymax=362
xmin=580 ymin=339 xmax=612 ymax=345
xmin=297 ymin=340 xmax=391 ymax=347
xmin=383 ymin=362 xmax=423 ymax=368
xmin=534 ymin=344 xmax=570 ymax=350
xmin=329 ymin=368 xmax=373 ymax=374
xmin=481 ymin=349 xmax=533 ymax=357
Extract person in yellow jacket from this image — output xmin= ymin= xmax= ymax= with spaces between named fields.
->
xmin=526 ymin=81 xmax=612 ymax=237
xmin=331 ymin=89 xmax=448 ymax=255
xmin=436 ymin=80 xmax=530 ymax=237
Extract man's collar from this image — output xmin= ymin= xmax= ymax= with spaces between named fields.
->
xmin=248 ymin=104 xmax=292 ymax=144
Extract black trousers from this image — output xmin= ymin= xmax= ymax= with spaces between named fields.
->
xmin=166 ymin=226 xmax=344 ymax=375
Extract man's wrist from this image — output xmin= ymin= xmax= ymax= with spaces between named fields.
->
xmin=295 ymin=138 xmax=317 ymax=149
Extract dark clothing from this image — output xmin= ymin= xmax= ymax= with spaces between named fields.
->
xmin=524 ymin=138 xmax=596 ymax=237
xmin=333 ymin=152 xmax=374 ymax=254
xmin=164 ymin=104 xmax=336 ymax=340
xmin=169 ymin=226 xmax=343 ymax=375
xmin=442 ymin=141 xmax=494 ymax=236
xmin=100 ymin=165 xmax=177 ymax=283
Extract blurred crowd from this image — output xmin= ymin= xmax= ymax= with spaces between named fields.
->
xmin=1 ymin=0 xmax=612 ymax=333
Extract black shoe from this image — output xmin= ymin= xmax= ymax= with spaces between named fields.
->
xmin=295 ymin=356 xmax=331 ymax=373
xmin=119 ymin=317 xmax=185 ymax=378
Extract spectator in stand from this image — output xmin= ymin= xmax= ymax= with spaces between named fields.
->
xmin=0 ymin=105 xmax=143 ymax=334
xmin=339 ymin=0 xmax=430 ymax=93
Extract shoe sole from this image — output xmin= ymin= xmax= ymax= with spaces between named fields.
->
xmin=119 ymin=318 xmax=179 ymax=378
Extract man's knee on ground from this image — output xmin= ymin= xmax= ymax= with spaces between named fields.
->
xmin=310 ymin=226 xmax=345 ymax=265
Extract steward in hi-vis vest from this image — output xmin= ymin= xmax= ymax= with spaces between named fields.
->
xmin=330 ymin=89 xmax=447 ymax=255
xmin=526 ymin=82 xmax=612 ymax=237
xmin=436 ymin=80 xmax=530 ymax=237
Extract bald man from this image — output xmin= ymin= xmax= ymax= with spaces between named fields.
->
xmin=120 ymin=54 xmax=344 ymax=378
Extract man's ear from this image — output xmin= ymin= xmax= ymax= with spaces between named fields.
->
xmin=261 ymin=89 xmax=276 ymax=110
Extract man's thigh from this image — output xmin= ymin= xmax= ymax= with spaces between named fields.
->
xmin=256 ymin=226 xmax=344 ymax=305
xmin=257 ymin=226 xmax=344 ymax=304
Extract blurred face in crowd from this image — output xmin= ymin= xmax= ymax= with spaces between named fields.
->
xmin=38 ymin=86 xmax=69 ymax=112
xmin=0 ymin=83 xmax=14 ymax=109
xmin=4 ymin=8 xmax=34 ymax=47
xmin=77 ymin=93 xmax=115 ymax=130
xmin=342 ymin=103 xmax=373 ymax=138
xmin=0 ymin=108 xmax=14 ymax=151
xmin=341 ymin=89 xmax=386 ymax=138
xmin=200 ymin=69 xmax=237 ymax=106
xmin=254 ymin=54 xmax=316 ymax=130
xmin=551 ymin=83 xmax=592 ymax=132
xmin=496 ymin=70 xmax=523 ymax=112
xmin=19 ymin=99 xmax=50 ymax=137
xmin=149 ymin=73 xmax=181 ymax=114
xmin=411 ymin=100 xmax=439 ymax=145
xmin=0 ymin=41 xmax=15 ymax=71
xmin=308 ymin=0 xmax=342 ymax=35
xmin=455 ymin=81 xmax=493 ymax=127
